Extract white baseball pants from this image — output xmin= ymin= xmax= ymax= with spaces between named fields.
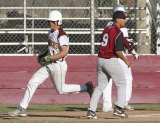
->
xmin=20 ymin=61 xmax=87 ymax=109
xmin=103 ymin=58 xmax=133 ymax=110
xmin=88 ymin=58 xmax=126 ymax=112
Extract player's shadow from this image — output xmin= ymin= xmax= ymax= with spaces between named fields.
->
xmin=28 ymin=114 xmax=118 ymax=119
xmin=28 ymin=114 xmax=82 ymax=119
xmin=65 ymin=107 xmax=87 ymax=111
xmin=6 ymin=106 xmax=88 ymax=112
xmin=135 ymin=108 xmax=146 ymax=110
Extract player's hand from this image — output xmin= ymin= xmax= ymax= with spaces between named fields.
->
xmin=131 ymin=49 xmax=139 ymax=61
xmin=133 ymin=53 xmax=139 ymax=61
xmin=125 ymin=60 xmax=131 ymax=68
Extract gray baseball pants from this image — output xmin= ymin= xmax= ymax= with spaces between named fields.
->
xmin=89 ymin=57 xmax=127 ymax=112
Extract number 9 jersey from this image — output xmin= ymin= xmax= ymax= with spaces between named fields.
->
xmin=98 ymin=25 xmax=124 ymax=59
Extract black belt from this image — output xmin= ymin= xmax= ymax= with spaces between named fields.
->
xmin=53 ymin=59 xmax=63 ymax=63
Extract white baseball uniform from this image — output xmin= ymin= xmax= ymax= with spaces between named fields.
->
xmin=102 ymin=22 xmax=133 ymax=111
xmin=19 ymin=28 xmax=88 ymax=109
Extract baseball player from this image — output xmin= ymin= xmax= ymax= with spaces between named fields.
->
xmin=7 ymin=10 xmax=93 ymax=117
xmin=87 ymin=11 xmax=129 ymax=119
xmin=102 ymin=5 xmax=139 ymax=112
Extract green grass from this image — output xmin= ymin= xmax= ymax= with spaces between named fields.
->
xmin=2 ymin=103 xmax=160 ymax=113
xmin=2 ymin=104 xmax=90 ymax=113
xmin=132 ymin=104 xmax=160 ymax=110
xmin=1 ymin=104 xmax=160 ymax=123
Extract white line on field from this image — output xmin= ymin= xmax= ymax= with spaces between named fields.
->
xmin=130 ymin=114 xmax=160 ymax=118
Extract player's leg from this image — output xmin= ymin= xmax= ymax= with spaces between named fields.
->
xmin=49 ymin=61 xmax=88 ymax=94
xmin=87 ymin=58 xmax=109 ymax=119
xmin=89 ymin=65 xmax=109 ymax=112
xmin=105 ymin=58 xmax=127 ymax=118
xmin=124 ymin=67 xmax=133 ymax=106
xmin=7 ymin=66 xmax=50 ymax=116
xmin=102 ymin=79 xmax=113 ymax=112
xmin=118 ymin=58 xmax=133 ymax=109
xmin=20 ymin=66 xmax=50 ymax=109
xmin=103 ymin=58 xmax=126 ymax=108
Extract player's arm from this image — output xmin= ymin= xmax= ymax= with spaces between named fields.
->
xmin=116 ymin=51 xmax=131 ymax=67
xmin=123 ymin=38 xmax=133 ymax=53
xmin=51 ymin=45 xmax=68 ymax=60
xmin=38 ymin=45 xmax=68 ymax=66
xmin=38 ymin=35 xmax=68 ymax=66
xmin=123 ymin=38 xmax=139 ymax=60
xmin=114 ymin=32 xmax=131 ymax=67
xmin=50 ymin=35 xmax=69 ymax=60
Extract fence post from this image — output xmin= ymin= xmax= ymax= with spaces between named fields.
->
xmin=157 ymin=0 xmax=160 ymax=54
xmin=90 ymin=0 xmax=95 ymax=55
xmin=24 ymin=0 xmax=26 ymax=33
xmin=32 ymin=0 xmax=35 ymax=54
xmin=138 ymin=0 xmax=151 ymax=54
xmin=24 ymin=0 xmax=29 ymax=54
xmin=117 ymin=0 xmax=120 ymax=4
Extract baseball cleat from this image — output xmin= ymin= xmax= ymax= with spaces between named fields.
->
xmin=87 ymin=110 xmax=97 ymax=119
xmin=85 ymin=81 xmax=94 ymax=98
xmin=7 ymin=106 xmax=27 ymax=117
xmin=113 ymin=105 xmax=128 ymax=118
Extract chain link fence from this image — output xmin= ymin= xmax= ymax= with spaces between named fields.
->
xmin=0 ymin=0 xmax=159 ymax=55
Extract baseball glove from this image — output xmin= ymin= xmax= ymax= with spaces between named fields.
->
xmin=37 ymin=50 xmax=52 ymax=66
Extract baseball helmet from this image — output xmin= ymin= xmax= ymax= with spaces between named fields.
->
xmin=113 ymin=4 xmax=127 ymax=13
xmin=47 ymin=10 xmax=62 ymax=25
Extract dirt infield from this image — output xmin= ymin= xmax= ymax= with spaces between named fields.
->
xmin=1 ymin=110 xmax=160 ymax=122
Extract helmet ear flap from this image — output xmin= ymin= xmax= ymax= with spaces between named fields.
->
xmin=57 ymin=20 xmax=62 ymax=25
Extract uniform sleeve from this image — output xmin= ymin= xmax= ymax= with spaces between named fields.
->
xmin=58 ymin=35 xmax=69 ymax=46
xmin=123 ymin=38 xmax=133 ymax=53
xmin=120 ymin=27 xmax=128 ymax=37
xmin=106 ymin=21 xmax=113 ymax=27
xmin=114 ymin=32 xmax=124 ymax=51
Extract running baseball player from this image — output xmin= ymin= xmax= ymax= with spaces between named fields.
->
xmin=102 ymin=5 xmax=139 ymax=112
xmin=7 ymin=10 xmax=93 ymax=117
xmin=87 ymin=11 xmax=129 ymax=119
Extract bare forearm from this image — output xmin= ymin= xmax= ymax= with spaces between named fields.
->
xmin=50 ymin=45 xmax=68 ymax=60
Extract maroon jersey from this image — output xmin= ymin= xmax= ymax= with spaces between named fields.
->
xmin=58 ymin=27 xmax=68 ymax=38
xmin=98 ymin=25 xmax=124 ymax=59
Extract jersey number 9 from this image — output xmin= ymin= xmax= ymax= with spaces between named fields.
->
xmin=101 ymin=33 xmax=108 ymax=46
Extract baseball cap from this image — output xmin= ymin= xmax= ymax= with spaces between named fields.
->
xmin=113 ymin=11 xmax=127 ymax=21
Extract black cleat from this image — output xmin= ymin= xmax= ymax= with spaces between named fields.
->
xmin=87 ymin=110 xmax=97 ymax=119
xmin=113 ymin=105 xmax=128 ymax=118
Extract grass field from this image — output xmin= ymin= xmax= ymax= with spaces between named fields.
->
xmin=1 ymin=104 xmax=160 ymax=123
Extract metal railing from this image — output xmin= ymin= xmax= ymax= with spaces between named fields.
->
xmin=0 ymin=0 xmax=158 ymax=55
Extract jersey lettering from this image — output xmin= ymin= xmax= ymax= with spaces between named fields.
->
xmin=101 ymin=33 xmax=108 ymax=46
